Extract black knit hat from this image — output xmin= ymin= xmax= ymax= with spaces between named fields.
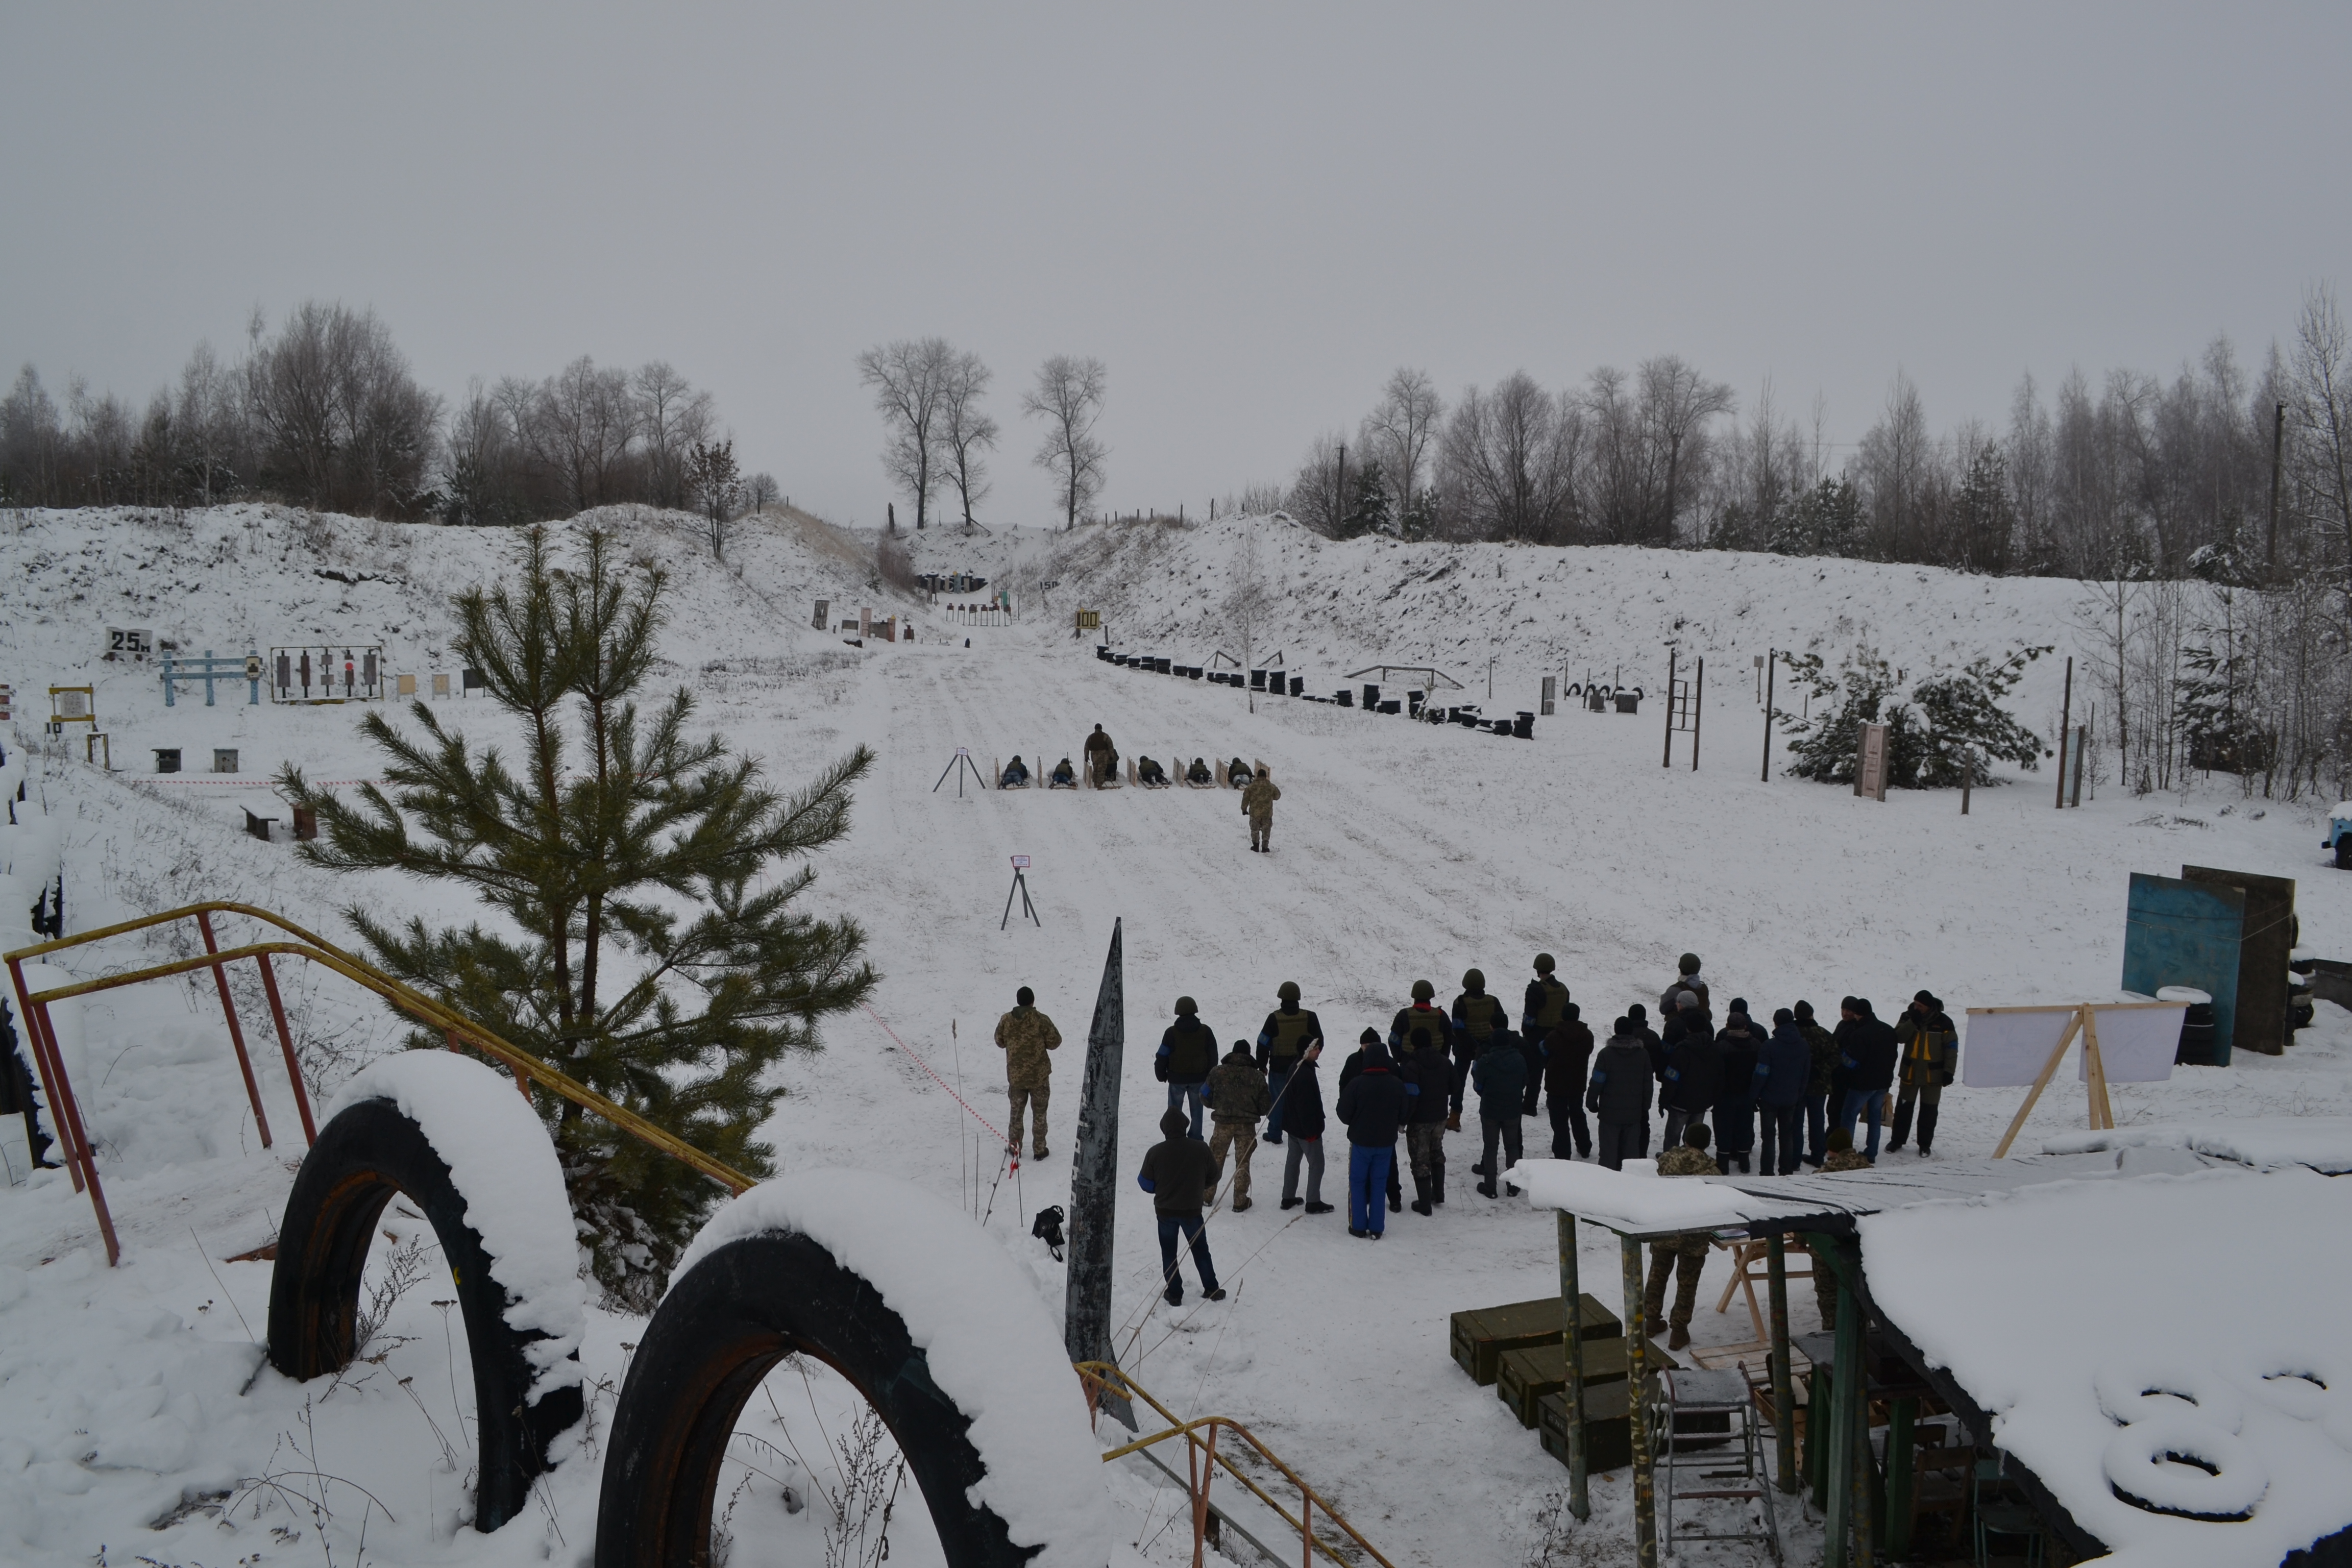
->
xmin=1017 ymin=986 xmax=1034 ymax=1007
xmin=1774 ymin=1007 xmax=1794 ymax=1025
xmin=1629 ymin=1002 xmax=1648 ymax=1020
xmin=1359 ymin=1026 xmax=1380 ymax=1045
xmin=1794 ymin=1000 xmax=1815 ymax=1019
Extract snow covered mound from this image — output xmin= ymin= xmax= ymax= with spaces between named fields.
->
xmin=327 ymin=1051 xmax=586 ymax=1400
xmin=675 ymin=1169 xmax=1110 ymax=1568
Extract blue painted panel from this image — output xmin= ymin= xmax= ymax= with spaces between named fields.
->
xmin=2122 ymin=873 xmax=2245 ymax=1065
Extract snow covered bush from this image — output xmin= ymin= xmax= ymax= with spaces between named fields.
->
xmin=1779 ymin=642 xmax=2048 ymax=788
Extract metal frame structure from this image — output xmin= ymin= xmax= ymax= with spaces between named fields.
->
xmin=159 ymin=649 xmax=263 ymax=706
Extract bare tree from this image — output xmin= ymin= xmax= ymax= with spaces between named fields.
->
xmin=857 ymin=337 xmax=954 ymax=529
xmin=534 ymin=355 xmax=638 ymax=511
xmin=243 ymin=301 xmax=442 ymax=517
xmin=745 ymin=471 xmax=780 ymax=511
xmin=935 ymin=349 xmax=997 ymax=527
xmin=1359 ymin=367 xmax=1442 ymax=526
xmin=2292 ymin=284 xmax=2352 ymax=584
xmin=1224 ymin=521 xmax=1275 ymax=713
xmin=1023 ymin=354 xmax=1107 ymax=530
xmin=1284 ymin=432 xmax=1348 ymax=535
xmin=1440 ymin=372 xmax=1581 ymax=542
xmin=1639 ymin=355 xmax=1736 ymax=544
xmin=634 ymin=361 xmax=714 ymax=510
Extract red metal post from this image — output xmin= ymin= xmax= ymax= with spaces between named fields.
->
xmin=1302 ymin=1489 xmax=1313 ymax=1567
xmin=34 ymin=997 xmax=119 ymax=1264
xmin=197 ymin=911 xmax=274 ymax=1148
xmin=8 ymin=955 xmax=84 ymax=1194
xmin=253 ymin=952 xmax=315 ymax=1143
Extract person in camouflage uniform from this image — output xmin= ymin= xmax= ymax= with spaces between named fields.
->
xmin=1084 ymin=723 xmax=1117 ymax=786
xmin=1887 ymin=989 xmax=1957 ymax=1156
xmin=994 ymin=985 xmax=1062 ymax=1158
xmin=1205 ymin=1040 xmax=1271 ymax=1210
xmin=1644 ymin=1121 xmax=1721 ymax=1350
xmin=1812 ymin=1128 xmax=1872 ymax=1328
xmin=1794 ymin=999 xmax=1839 ymax=1167
xmin=1241 ymin=765 xmax=1281 ymax=851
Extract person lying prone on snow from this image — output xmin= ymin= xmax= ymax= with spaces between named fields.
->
xmin=1049 ymin=757 xmax=1079 ymax=787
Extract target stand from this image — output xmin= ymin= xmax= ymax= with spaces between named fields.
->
xmin=1001 ymin=854 xmax=1041 ymax=930
xmin=934 ymin=745 xmax=990 ymax=797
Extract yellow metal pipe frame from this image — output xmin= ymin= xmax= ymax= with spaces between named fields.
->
xmin=1075 ymin=1361 xmax=1395 ymax=1568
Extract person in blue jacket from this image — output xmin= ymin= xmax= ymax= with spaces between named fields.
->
xmin=1335 ymin=1037 xmax=1409 ymax=1238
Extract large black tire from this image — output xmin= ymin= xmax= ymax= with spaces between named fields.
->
xmin=267 ymin=1096 xmax=583 ymax=1532
xmin=597 ymin=1231 xmax=1038 ymax=1568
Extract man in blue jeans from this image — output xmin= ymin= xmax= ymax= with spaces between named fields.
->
xmin=1138 ymin=1108 xmax=1224 ymax=1304
xmin=1335 ymin=1038 xmax=1410 ymax=1237
xmin=1156 ymin=995 xmax=1218 ymax=1140
xmin=1831 ymin=996 xmax=1898 ymax=1162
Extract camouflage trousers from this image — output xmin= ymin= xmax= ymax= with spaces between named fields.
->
xmin=1250 ymin=814 xmax=1273 ymax=851
xmin=1645 ymin=1235 xmax=1710 ymax=1329
xmin=1406 ymin=1121 xmax=1446 ymax=1190
xmin=1007 ymin=1079 xmax=1049 ymax=1156
xmin=1209 ymin=1121 xmax=1259 ymax=1203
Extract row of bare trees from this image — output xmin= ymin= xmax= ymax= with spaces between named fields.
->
xmin=857 ymin=338 xmax=1107 ymax=529
xmin=0 ymin=301 xmax=772 ymax=528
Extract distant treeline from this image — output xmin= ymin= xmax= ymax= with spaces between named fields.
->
xmin=1277 ymin=288 xmax=2352 ymax=589
xmin=0 ymin=301 xmax=774 ymax=524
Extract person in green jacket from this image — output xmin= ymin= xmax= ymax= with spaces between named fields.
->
xmin=1205 ymin=1042 xmax=1271 ymax=1210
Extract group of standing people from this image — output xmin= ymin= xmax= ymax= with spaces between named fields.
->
xmin=990 ymin=952 xmax=1958 ymax=1310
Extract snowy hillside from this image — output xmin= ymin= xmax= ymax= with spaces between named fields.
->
xmin=4 ymin=506 xmax=2351 ymax=1568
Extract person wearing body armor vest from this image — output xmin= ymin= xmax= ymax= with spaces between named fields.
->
xmin=1255 ymin=982 xmax=1324 ymax=1145
xmin=1520 ymin=953 xmax=1570 ymax=1115
xmin=1450 ymin=969 xmax=1509 ymax=1126
xmin=1387 ymin=979 xmax=1456 ymax=1128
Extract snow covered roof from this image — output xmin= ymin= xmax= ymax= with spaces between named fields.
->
xmin=1860 ymin=1166 xmax=2352 ymax=1568
xmin=2043 ymin=1117 xmax=2352 ymax=1173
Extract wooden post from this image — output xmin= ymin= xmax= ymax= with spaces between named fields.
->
xmin=1769 ymin=1235 xmax=1798 ymax=1492
xmin=1760 ymin=650 xmax=1775 ymax=782
xmin=1991 ymin=1008 xmax=2084 ymax=1158
xmin=1885 ymin=1396 xmax=1918 ymax=1558
xmin=2072 ymin=723 xmax=2088 ymax=806
xmin=2083 ymin=1005 xmax=2114 ymax=1130
xmin=1557 ymin=1212 xmax=1589 ymax=1520
xmin=1693 ymin=657 xmax=1703 ymax=771
xmin=1824 ymin=1250 xmax=1859 ymax=1568
xmin=1621 ymin=1234 xmax=1658 ymax=1567
xmin=2055 ymin=656 xmax=2073 ymax=809
xmin=1807 ymin=1364 xmax=1830 ymax=1507
xmin=1661 ymin=648 xmax=1677 ymax=768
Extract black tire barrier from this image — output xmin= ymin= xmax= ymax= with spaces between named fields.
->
xmin=597 ymin=1230 xmax=1034 ymax=1568
xmin=267 ymin=1095 xmax=583 ymax=1532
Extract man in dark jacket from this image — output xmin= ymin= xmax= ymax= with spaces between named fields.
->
xmin=1255 ymin=981 xmax=1324 ymax=1146
xmin=1084 ymin=723 xmax=1117 ymax=786
xmin=1340 ymin=1027 xmax=1405 ymax=1214
xmin=1155 ymin=996 xmax=1218 ymax=1141
xmin=1277 ymin=1042 xmax=1333 ymax=1214
xmin=1660 ymin=987 xmax=1714 ymax=1053
xmin=1587 ymin=1019 xmax=1655 ymax=1169
xmin=1540 ymin=1004 xmax=1596 ymax=1159
xmin=1832 ymin=997 xmax=1899 ymax=1162
xmin=1794 ymin=999 xmax=1838 ymax=1166
xmin=1627 ymin=1002 xmax=1666 ymax=1081
xmin=1659 ymin=1004 xmax=1721 ymax=1152
xmin=1137 ymin=1107 xmax=1224 ymax=1305
xmin=1335 ymin=1039 xmax=1410 ymax=1238
xmin=1449 ymin=968 xmax=1510 ymax=1126
xmin=1471 ymin=1028 xmax=1529 ymax=1197
xmin=1387 ymin=980 xmax=1455 ymax=1127
xmin=1712 ymin=1007 xmax=1765 ymax=1174
xmin=1521 ymin=953 xmax=1572 ymax=1114
xmin=1887 ymin=989 xmax=1957 ymax=1156
xmin=1756 ymin=1009 xmax=1810 ymax=1175
xmin=1400 ymin=1025 xmax=1452 ymax=1214
xmin=1659 ymin=952 xmax=1710 ymax=1019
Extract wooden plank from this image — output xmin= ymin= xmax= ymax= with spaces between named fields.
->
xmin=1991 ymin=1008 xmax=2082 ymax=1159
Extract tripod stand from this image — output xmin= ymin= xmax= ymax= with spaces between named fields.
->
xmin=934 ymin=746 xmax=991 ymax=797
xmin=1001 ymin=855 xmax=1041 ymax=930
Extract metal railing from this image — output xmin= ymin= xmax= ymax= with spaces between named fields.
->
xmin=4 ymin=901 xmax=754 ymax=1264
xmin=1076 ymin=1361 xmax=1396 ymax=1568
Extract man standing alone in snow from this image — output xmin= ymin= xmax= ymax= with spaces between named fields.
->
xmin=1242 ymin=765 xmax=1281 ymax=851
xmin=994 ymin=985 xmax=1060 ymax=1159
xmin=1138 ymin=1108 xmax=1224 ymax=1305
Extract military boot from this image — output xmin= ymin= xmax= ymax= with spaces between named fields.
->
xmin=1410 ymin=1173 xmax=1433 ymax=1217
xmin=1668 ymin=1322 xmax=1693 ymax=1351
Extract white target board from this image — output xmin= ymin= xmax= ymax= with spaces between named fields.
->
xmin=2078 ymin=1004 xmax=2189 ymax=1084
xmin=1963 ymin=1009 xmax=2078 ymax=1088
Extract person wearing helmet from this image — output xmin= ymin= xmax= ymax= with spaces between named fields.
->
xmin=1155 ymin=996 xmax=1218 ymax=1141
xmin=1386 ymin=978 xmax=1456 ymax=1126
xmin=1255 ymin=981 xmax=1324 ymax=1145
xmin=1450 ymin=968 xmax=1509 ymax=1128
xmin=1521 ymin=953 xmax=1571 ymax=1117
xmin=1241 ymin=764 xmax=1281 ymax=852
xmin=1186 ymin=755 xmax=1213 ymax=786
xmin=993 ymin=984 xmax=1062 ymax=1160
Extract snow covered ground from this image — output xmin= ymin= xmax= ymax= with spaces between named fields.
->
xmin=4 ymin=504 xmax=2351 ymax=1567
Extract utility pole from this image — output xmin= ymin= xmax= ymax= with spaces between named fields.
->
xmin=2054 ymin=657 xmax=2073 ymax=810
xmin=1760 ymin=650 xmax=1776 ymax=782
xmin=2267 ymin=401 xmax=2285 ymax=572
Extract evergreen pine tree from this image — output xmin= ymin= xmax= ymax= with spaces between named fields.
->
xmin=1780 ymin=642 xmax=2048 ymax=788
xmin=1341 ymin=463 xmax=1391 ymax=538
xmin=1773 ymin=476 xmax=1864 ymax=558
xmin=280 ymin=526 xmax=876 ymax=1307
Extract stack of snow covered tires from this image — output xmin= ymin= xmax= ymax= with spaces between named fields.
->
xmin=266 ymin=1052 xmax=1102 ymax=1563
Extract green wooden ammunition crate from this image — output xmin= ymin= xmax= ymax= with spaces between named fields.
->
xmin=1535 ymin=1383 xmax=1734 ymax=1474
xmin=1449 ymin=1294 xmax=1623 ymax=1386
xmin=1496 ymin=1334 xmax=1644 ymax=1428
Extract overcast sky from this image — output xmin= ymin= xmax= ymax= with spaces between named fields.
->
xmin=4 ymin=5 xmax=2345 ymax=528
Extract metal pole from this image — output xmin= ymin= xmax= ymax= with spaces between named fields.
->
xmin=1885 ymin=1396 xmax=1917 ymax=1558
xmin=196 ymin=910 xmax=273 ymax=1148
xmin=1621 ymin=1234 xmax=1658 ymax=1567
xmin=1661 ymin=648 xmax=1676 ymax=768
xmin=1851 ymin=1287 xmax=1876 ymax=1568
xmin=1066 ymin=921 xmax=1133 ymax=1428
xmin=1558 ymin=1212 xmax=1589 ymax=1520
xmin=1768 ymin=1235 xmax=1797 ymax=1492
xmin=254 ymin=951 xmax=317 ymax=1142
xmin=2054 ymin=657 xmax=2072 ymax=810
xmin=1760 ymin=651 xmax=1775 ymax=782
xmin=1693 ymin=657 xmax=1703 ymax=771
xmin=1824 ymin=1241 xmax=1858 ymax=1568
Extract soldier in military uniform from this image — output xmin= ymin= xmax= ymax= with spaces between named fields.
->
xmin=1887 ymin=989 xmax=1957 ymax=1156
xmin=1084 ymin=723 xmax=1117 ymax=786
xmin=994 ymin=985 xmax=1062 ymax=1159
xmin=1451 ymin=968 xmax=1510 ymax=1131
xmin=1520 ymin=953 xmax=1571 ymax=1116
xmin=1644 ymin=1121 xmax=1722 ymax=1350
xmin=1241 ymin=765 xmax=1281 ymax=852
xmin=1254 ymin=981 xmax=1323 ymax=1144
xmin=1205 ymin=1041 xmax=1271 ymax=1210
